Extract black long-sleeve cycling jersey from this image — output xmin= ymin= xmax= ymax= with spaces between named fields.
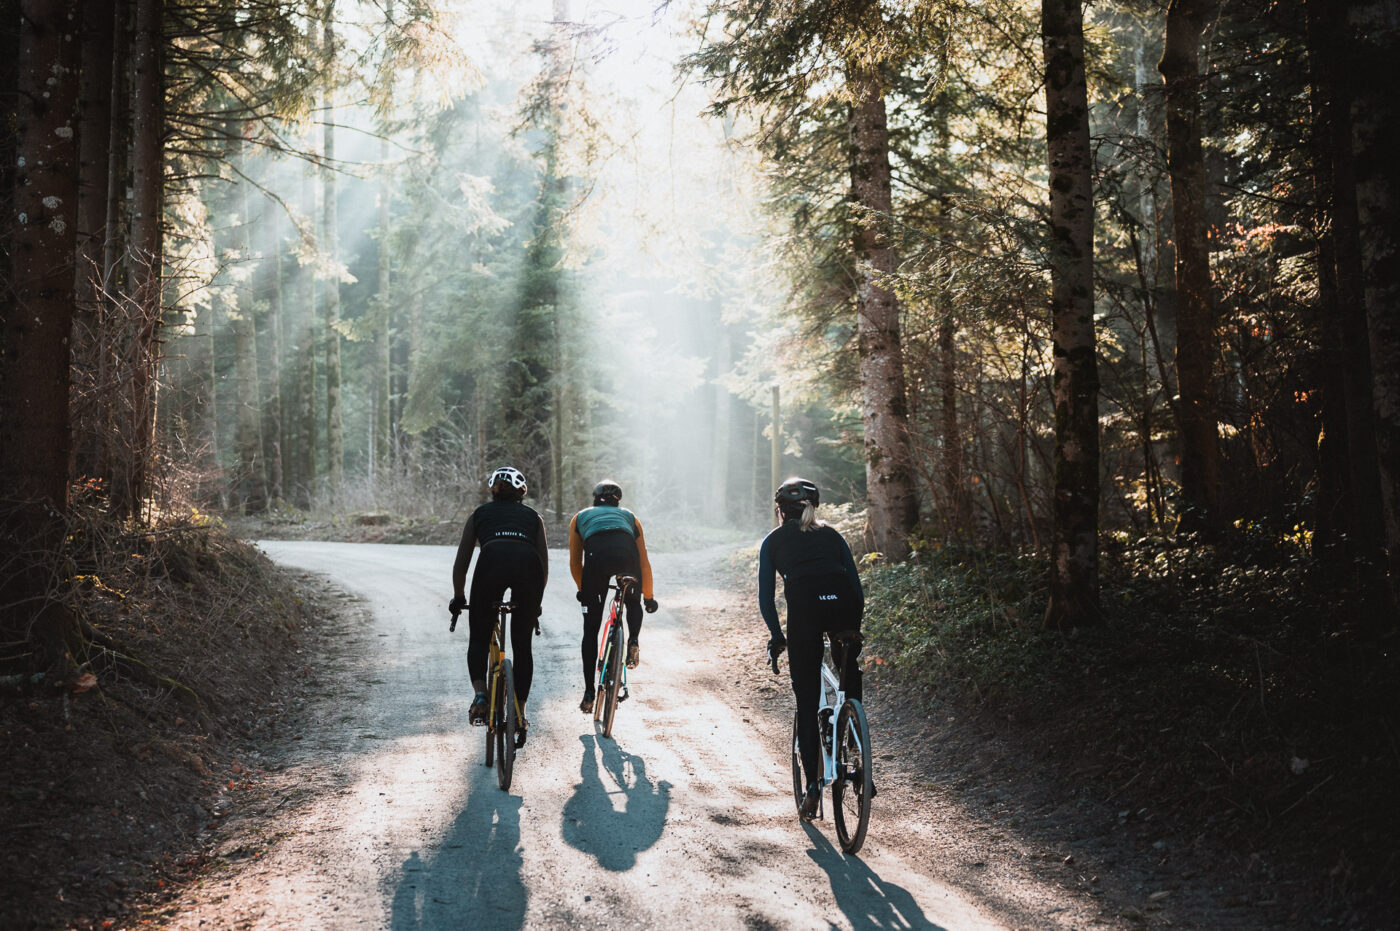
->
xmin=451 ymin=499 xmax=549 ymax=598
xmin=757 ymin=519 xmax=863 ymax=640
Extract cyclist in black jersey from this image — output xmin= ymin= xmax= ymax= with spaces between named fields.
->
xmin=758 ymin=477 xmax=864 ymax=821
xmin=569 ymin=479 xmax=658 ymax=712
xmin=450 ymin=466 xmax=549 ymax=739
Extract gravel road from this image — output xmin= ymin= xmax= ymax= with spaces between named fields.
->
xmin=157 ymin=541 xmax=1113 ymax=930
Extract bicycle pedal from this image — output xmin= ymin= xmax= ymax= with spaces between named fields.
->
xmin=619 ymin=688 xmax=629 ymax=703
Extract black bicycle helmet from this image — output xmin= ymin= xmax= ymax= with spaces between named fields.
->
xmin=774 ymin=477 xmax=819 ymax=507
xmin=487 ymin=466 xmax=528 ymax=499
xmin=592 ymin=480 xmax=622 ymax=503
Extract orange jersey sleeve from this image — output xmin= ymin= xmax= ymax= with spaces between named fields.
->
xmin=568 ymin=514 xmax=584 ymax=589
xmin=634 ymin=518 xmax=654 ymax=599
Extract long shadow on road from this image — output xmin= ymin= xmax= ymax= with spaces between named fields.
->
xmin=562 ymin=732 xmax=672 ymax=871
xmin=803 ymin=823 xmax=947 ymax=931
xmin=388 ymin=771 xmax=526 ymax=930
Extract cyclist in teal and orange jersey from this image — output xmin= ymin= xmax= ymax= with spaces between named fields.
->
xmin=759 ymin=477 xmax=865 ymax=820
xmin=569 ymin=480 xmax=658 ymax=712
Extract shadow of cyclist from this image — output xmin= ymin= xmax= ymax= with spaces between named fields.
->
xmin=802 ymin=822 xmax=947 ymax=931
xmin=388 ymin=780 xmax=526 ymax=929
xmin=561 ymin=733 xmax=671 ymax=872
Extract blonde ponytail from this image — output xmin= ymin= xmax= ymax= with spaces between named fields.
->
xmin=799 ymin=499 xmax=822 ymax=531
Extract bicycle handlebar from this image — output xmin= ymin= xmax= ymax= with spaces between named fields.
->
xmin=451 ymin=601 xmax=521 ymax=634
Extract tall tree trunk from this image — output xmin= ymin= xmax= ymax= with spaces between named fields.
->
xmin=2 ymin=0 xmax=82 ymax=661
xmin=71 ymin=0 xmax=115 ymax=483
xmin=1346 ymin=0 xmax=1400 ymax=617
xmin=1304 ymin=0 xmax=1384 ymax=574
xmin=373 ymin=136 xmax=392 ymax=477
xmin=938 ymin=318 xmax=964 ymax=537
xmin=710 ymin=315 xmax=732 ymax=525
xmin=1042 ymin=0 xmax=1101 ymax=628
xmin=399 ymin=277 xmax=422 ymax=474
xmin=1159 ymin=0 xmax=1220 ymax=532
xmin=98 ymin=0 xmax=130 ymax=491
xmin=322 ymin=6 xmax=343 ymax=499
xmin=233 ymin=312 xmax=266 ymax=511
xmin=1311 ymin=1 xmax=1385 ymax=581
xmin=111 ymin=0 xmax=163 ymax=521
xmin=848 ymin=67 xmax=918 ymax=560
xmin=294 ymin=158 xmax=318 ymax=510
xmin=231 ymin=136 xmax=266 ymax=513
xmin=262 ymin=208 xmax=285 ymax=504
xmin=1134 ymin=39 xmax=1159 ymax=306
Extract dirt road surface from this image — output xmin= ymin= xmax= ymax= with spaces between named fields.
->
xmin=157 ymin=541 xmax=1119 ymax=929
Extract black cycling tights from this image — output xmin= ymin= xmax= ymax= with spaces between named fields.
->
xmin=467 ymin=542 xmax=544 ymax=703
xmin=579 ymin=530 xmax=643 ymax=686
xmin=786 ymin=576 xmax=862 ymax=789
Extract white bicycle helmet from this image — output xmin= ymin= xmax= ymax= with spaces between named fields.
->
xmin=487 ymin=466 xmax=528 ymax=498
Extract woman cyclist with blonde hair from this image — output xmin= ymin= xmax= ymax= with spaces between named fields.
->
xmin=758 ymin=477 xmax=864 ymax=820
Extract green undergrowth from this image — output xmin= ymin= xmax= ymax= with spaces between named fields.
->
xmin=860 ymin=530 xmax=1398 ymax=916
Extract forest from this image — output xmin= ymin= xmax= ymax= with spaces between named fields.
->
xmin=1 ymin=0 xmax=1398 ymax=924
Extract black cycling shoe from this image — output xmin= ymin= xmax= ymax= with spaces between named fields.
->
xmin=468 ymin=691 xmax=488 ymax=726
xmin=626 ymin=642 xmax=640 ymax=668
xmin=514 ymin=716 xmax=529 ymax=749
xmin=800 ymin=781 xmax=821 ymax=821
xmin=580 ymin=688 xmax=595 ymax=713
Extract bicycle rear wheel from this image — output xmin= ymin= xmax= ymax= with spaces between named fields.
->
xmin=600 ymin=619 xmax=624 ymax=737
xmin=832 ymin=699 xmax=873 ymax=854
xmin=790 ymin=712 xmax=803 ymax=814
xmin=484 ymin=673 xmax=495 ymax=768
xmin=497 ymin=658 xmax=516 ymax=791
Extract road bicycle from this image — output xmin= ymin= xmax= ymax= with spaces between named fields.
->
xmin=450 ymin=600 xmax=527 ymax=791
xmin=592 ymin=574 xmax=637 ymax=738
xmin=773 ymin=630 xmax=873 ymax=854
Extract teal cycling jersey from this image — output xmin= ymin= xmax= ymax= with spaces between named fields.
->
xmin=574 ymin=505 xmax=638 ymax=540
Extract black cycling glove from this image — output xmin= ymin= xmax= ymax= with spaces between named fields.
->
xmin=768 ymin=634 xmax=787 ymax=659
xmin=448 ymin=594 xmax=467 ymax=615
xmin=643 ymin=597 xmax=658 ymax=614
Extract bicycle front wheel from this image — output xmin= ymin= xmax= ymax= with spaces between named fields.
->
xmin=832 ymin=699 xmax=873 ymax=854
xmin=497 ymin=658 xmax=516 ymax=791
xmin=600 ymin=620 xmax=624 ymax=738
xmin=592 ymin=619 xmax=610 ymax=723
xmin=790 ymin=712 xmax=803 ymax=814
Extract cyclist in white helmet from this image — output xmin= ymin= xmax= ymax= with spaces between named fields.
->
xmin=450 ymin=466 xmax=549 ymax=741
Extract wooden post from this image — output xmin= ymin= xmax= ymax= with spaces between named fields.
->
xmin=771 ymin=385 xmax=781 ymax=527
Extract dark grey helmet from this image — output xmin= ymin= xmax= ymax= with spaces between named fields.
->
xmin=592 ymin=480 xmax=622 ymax=502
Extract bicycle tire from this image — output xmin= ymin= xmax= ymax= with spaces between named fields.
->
xmin=832 ymin=699 xmax=873 ymax=854
xmin=497 ymin=658 xmax=516 ymax=791
xmin=484 ymin=673 xmax=495 ymax=768
xmin=601 ymin=618 xmax=624 ymax=737
xmin=790 ymin=712 xmax=804 ymax=814
xmin=592 ymin=616 xmax=610 ymax=723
